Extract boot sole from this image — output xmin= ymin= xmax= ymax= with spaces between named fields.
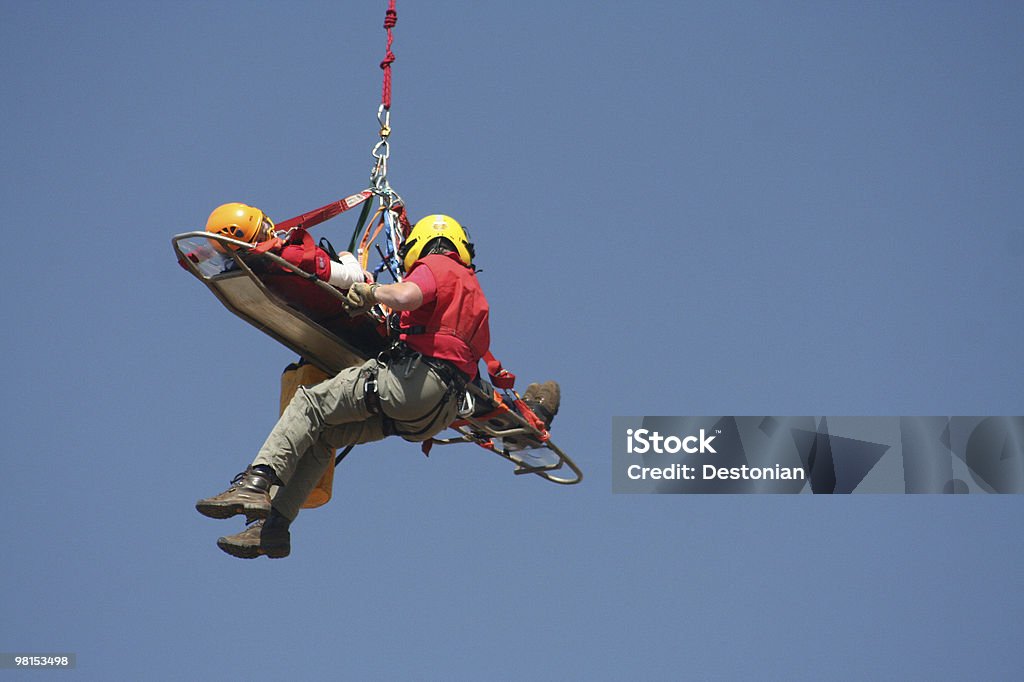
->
xmin=195 ymin=500 xmax=270 ymax=520
xmin=216 ymin=537 xmax=289 ymax=559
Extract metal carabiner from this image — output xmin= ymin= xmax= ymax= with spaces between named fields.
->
xmin=457 ymin=389 xmax=476 ymax=418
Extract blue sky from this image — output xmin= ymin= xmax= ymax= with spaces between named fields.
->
xmin=2 ymin=2 xmax=1022 ymax=679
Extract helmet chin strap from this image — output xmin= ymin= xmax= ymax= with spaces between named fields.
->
xmin=424 ymin=238 xmax=456 ymax=257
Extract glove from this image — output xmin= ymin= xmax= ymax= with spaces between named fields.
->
xmin=343 ymin=282 xmax=379 ymax=316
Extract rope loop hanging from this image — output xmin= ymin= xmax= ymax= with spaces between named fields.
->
xmin=361 ymin=0 xmax=406 ymax=282
xmin=370 ymin=0 xmax=398 ymax=198
xmin=380 ymin=0 xmax=397 ymax=111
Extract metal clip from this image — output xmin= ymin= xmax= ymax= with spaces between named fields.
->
xmin=402 ymin=352 xmax=421 ymax=378
xmin=458 ymin=390 xmax=475 ymax=418
xmin=362 ymin=373 xmax=381 ymax=415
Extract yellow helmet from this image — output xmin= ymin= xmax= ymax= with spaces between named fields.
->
xmin=205 ymin=203 xmax=275 ymax=250
xmin=401 ymin=214 xmax=474 ymax=272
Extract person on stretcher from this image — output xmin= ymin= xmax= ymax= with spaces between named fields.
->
xmin=205 ymin=202 xmax=370 ymax=290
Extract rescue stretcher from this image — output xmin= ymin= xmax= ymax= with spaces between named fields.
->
xmin=172 ymin=231 xmax=583 ymax=485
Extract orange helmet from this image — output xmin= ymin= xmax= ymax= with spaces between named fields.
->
xmin=205 ymin=203 xmax=275 ymax=250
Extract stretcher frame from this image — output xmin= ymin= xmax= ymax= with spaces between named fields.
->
xmin=172 ymin=231 xmax=582 ymax=485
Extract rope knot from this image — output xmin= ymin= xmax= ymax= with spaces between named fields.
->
xmin=383 ymin=9 xmax=397 ymax=29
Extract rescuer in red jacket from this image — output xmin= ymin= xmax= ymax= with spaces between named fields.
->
xmin=196 ymin=214 xmax=559 ymax=559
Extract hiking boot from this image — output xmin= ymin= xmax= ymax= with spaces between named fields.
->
xmin=216 ymin=511 xmax=291 ymax=559
xmin=523 ymin=381 xmax=560 ymax=429
xmin=195 ymin=467 xmax=273 ymax=520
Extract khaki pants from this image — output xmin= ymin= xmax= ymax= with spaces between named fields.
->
xmin=253 ymin=354 xmax=460 ymax=520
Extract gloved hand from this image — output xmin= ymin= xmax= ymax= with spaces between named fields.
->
xmin=343 ymin=282 xmax=379 ymax=316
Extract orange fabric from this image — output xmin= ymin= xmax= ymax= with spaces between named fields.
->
xmin=279 ymin=363 xmax=336 ymax=509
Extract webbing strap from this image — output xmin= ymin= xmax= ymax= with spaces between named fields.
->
xmin=253 ymin=238 xmax=282 ymax=255
xmin=358 ymin=208 xmax=387 ymax=270
xmin=484 ymin=350 xmax=515 ymax=389
xmin=275 ymin=191 xmax=373 ymax=232
xmin=253 ymin=228 xmax=318 ymax=272
xmin=334 ymin=443 xmax=356 ymax=467
xmin=395 ymin=326 xmax=513 ymax=388
xmin=348 ymin=198 xmax=375 ymax=253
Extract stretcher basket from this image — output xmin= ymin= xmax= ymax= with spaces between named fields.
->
xmin=172 ymin=231 xmax=582 ymax=485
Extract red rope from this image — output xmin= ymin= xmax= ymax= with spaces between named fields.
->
xmin=380 ymin=0 xmax=397 ymax=110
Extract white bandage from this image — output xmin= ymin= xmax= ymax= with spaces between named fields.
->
xmin=328 ymin=252 xmax=365 ymax=289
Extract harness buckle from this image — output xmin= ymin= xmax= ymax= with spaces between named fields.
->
xmin=362 ymin=370 xmax=382 ymax=415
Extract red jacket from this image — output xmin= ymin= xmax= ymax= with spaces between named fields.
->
xmin=400 ymin=253 xmax=490 ymax=378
